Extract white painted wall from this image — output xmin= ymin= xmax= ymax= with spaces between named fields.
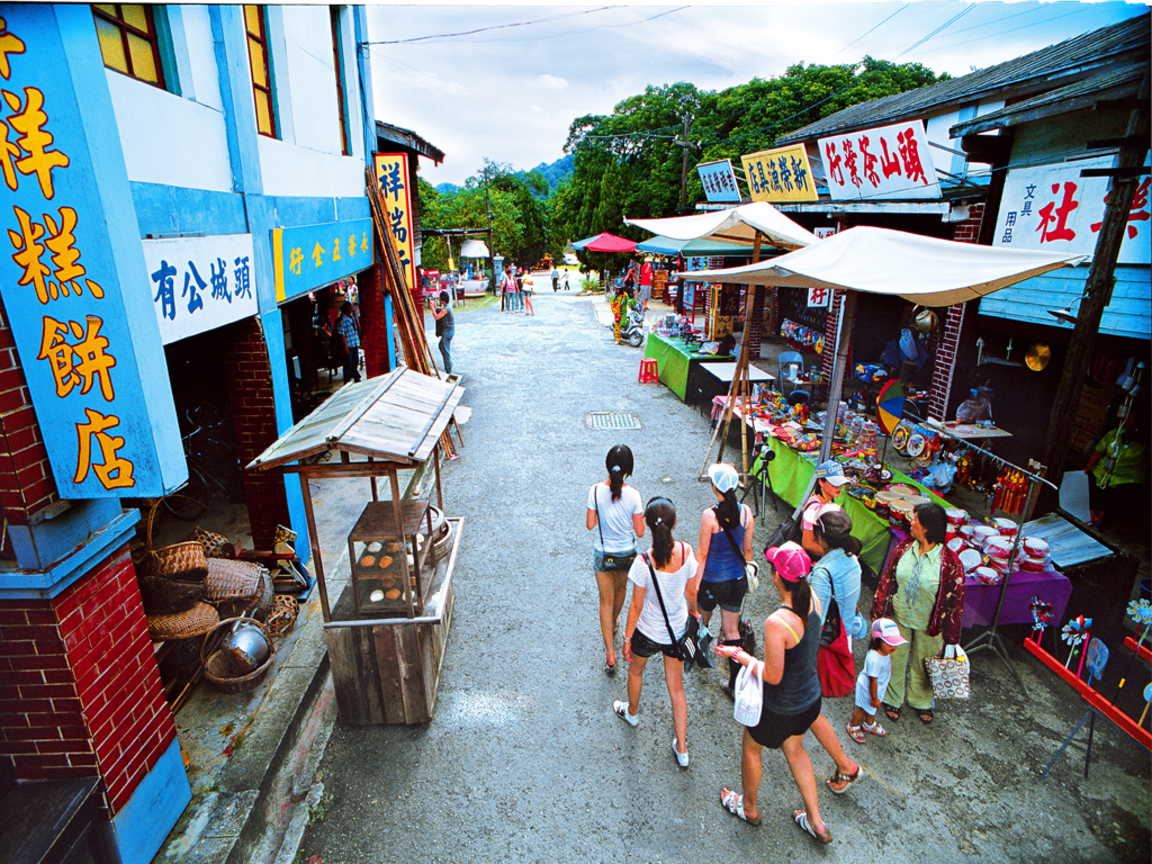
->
xmin=178 ymin=5 xmax=224 ymax=112
xmin=106 ymin=70 xmax=233 ymax=192
xmin=280 ymin=6 xmax=344 ymax=155
xmin=257 ymin=135 xmax=366 ymax=198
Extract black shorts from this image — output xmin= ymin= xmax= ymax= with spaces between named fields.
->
xmin=748 ymin=696 xmax=821 ymax=749
xmin=630 ymin=627 xmax=683 ymax=660
xmin=697 ymin=577 xmax=748 ymax=613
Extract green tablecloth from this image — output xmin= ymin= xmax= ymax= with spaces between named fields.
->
xmin=643 ymin=332 xmax=730 ymax=402
xmin=753 ymin=437 xmax=947 ymax=574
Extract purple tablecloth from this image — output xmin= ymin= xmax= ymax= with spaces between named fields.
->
xmin=881 ymin=530 xmax=1072 ymax=631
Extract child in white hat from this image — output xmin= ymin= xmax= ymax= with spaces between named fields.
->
xmin=847 ymin=618 xmax=908 ymax=743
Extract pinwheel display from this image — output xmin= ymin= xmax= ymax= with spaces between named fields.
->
xmin=1061 ymin=615 xmax=1092 ymax=669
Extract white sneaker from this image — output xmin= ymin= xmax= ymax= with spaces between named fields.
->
xmin=613 ymin=700 xmax=638 ymax=727
xmin=672 ymin=738 xmax=689 ymax=769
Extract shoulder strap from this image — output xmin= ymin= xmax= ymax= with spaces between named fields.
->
xmin=771 ymin=607 xmax=801 ymax=644
xmin=592 ymin=485 xmax=605 ymax=548
xmin=645 ymin=554 xmax=679 ymax=646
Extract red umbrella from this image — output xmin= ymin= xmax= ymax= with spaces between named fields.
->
xmin=572 ymin=232 xmax=637 ymax=253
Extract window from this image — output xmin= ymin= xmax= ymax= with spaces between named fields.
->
xmin=92 ymin=4 xmax=165 ymax=88
xmin=244 ymin=5 xmax=277 ymax=138
xmin=330 ymin=7 xmax=350 ymax=156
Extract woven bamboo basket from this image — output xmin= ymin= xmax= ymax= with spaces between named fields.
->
xmin=144 ymin=499 xmax=207 ymax=581
xmin=147 ymin=601 xmax=220 ymax=642
xmin=200 ymin=617 xmax=275 ymax=694
xmin=193 ymin=527 xmax=233 ymax=559
xmin=204 ymin=559 xmax=273 ymax=617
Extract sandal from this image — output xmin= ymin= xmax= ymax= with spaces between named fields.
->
xmin=882 ymin=702 xmax=901 ymax=722
xmin=846 ymin=722 xmax=865 ymax=744
xmin=719 ymin=788 xmax=760 ymax=826
xmin=827 ymin=764 xmax=860 ymax=795
xmin=918 ymin=708 xmax=934 ymax=725
xmin=862 ymin=719 xmax=887 ymax=737
xmin=793 ymin=809 xmax=833 ymax=844
xmin=604 ymin=660 xmax=616 ymax=676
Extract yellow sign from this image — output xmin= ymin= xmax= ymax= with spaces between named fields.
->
xmin=372 ymin=153 xmax=417 ymax=293
xmin=741 ymin=145 xmax=818 ymax=203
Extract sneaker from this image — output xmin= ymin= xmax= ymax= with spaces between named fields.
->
xmin=671 ymin=738 xmax=689 ymax=769
xmin=613 ymin=700 xmax=638 ymax=727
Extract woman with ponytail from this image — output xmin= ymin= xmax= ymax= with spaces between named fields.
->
xmin=715 ymin=541 xmax=833 ymax=844
xmin=695 ymin=463 xmax=755 ymax=698
xmin=587 ymin=445 xmax=644 ymax=675
xmin=613 ymin=497 xmax=698 ymax=769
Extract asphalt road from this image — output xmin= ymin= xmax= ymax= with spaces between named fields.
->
xmin=298 ymin=289 xmax=1150 ymax=864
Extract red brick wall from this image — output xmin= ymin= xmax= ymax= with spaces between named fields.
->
xmin=0 ymin=549 xmax=174 ymax=815
xmin=0 ymin=302 xmax=58 ymax=547
xmin=821 ymin=290 xmax=846 ymax=382
xmin=359 ymin=263 xmax=391 ymax=378
xmin=928 ymin=203 xmax=985 ymax=420
xmin=223 ymin=317 xmax=290 ymax=549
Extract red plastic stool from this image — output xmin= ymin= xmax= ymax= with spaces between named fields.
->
xmin=639 ymin=358 xmax=659 ymax=384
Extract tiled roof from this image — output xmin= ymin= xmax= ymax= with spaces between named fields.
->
xmin=776 ymin=11 xmax=1149 ymax=145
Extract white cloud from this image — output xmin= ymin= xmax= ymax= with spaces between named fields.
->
xmin=537 ymin=74 xmax=570 ymax=91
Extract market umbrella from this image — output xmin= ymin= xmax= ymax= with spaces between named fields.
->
xmin=571 ymin=232 xmax=638 ymax=252
xmin=625 ymin=201 xmax=818 ymax=251
xmin=876 ymin=379 xmax=905 ymax=436
xmin=678 ymin=225 xmax=1086 ymax=464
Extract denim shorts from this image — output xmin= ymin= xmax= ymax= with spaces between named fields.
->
xmin=594 ymin=547 xmax=636 ymax=573
xmin=630 ymin=627 xmax=681 ymax=660
xmin=697 ymin=576 xmax=748 ymax=613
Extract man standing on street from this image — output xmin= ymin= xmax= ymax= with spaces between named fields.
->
xmin=336 ymin=301 xmax=362 ymax=383
xmin=638 ymin=257 xmax=654 ymax=310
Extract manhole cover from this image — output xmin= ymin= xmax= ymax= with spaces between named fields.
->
xmin=585 ymin=412 xmax=642 ymax=431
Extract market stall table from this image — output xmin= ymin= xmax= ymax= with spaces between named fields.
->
xmin=643 ymin=331 xmax=733 ymax=403
xmin=698 ymin=363 xmax=774 ymax=407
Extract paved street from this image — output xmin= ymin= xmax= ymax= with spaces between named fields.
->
xmin=298 ymin=289 xmax=1150 ymax=864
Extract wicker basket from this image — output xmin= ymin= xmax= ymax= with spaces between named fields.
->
xmin=144 ymin=499 xmax=207 ymax=581
xmin=193 ymin=527 xmax=233 ymax=559
xmin=139 ymin=573 xmax=205 ymax=614
xmin=265 ymin=595 xmax=300 ymax=639
xmin=200 ymin=617 xmax=275 ymax=693
xmin=147 ymin=601 xmax=220 ymax=641
xmin=205 ymin=559 xmax=273 ymax=617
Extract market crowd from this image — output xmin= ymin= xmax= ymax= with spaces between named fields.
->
xmin=587 ymin=446 xmax=964 ymax=845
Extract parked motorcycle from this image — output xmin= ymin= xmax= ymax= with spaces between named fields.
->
xmin=622 ymin=305 xmax=646 ymax=348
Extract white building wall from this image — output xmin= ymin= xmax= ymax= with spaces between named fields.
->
xmin=178 ymin=5 xmax=224 ymax=112
xmin=257 ymin=135 xmax=366 ymax=198
xmin=280 ymin=6 xmax=345 ymax=156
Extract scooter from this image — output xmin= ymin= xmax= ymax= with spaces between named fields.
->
xmin=622 ymin=305 xmax=645 ymax=347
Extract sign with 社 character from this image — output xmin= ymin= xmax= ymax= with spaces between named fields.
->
xmin=819 ymin=120 xmax=941 ymax=201
xmin=0 ymin=7 xmax=183 ymax=497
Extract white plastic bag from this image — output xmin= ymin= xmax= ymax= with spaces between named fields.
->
xmin=733 ymin=660 xmax=764 ymax=726
xmin=924 ymin=644 xmax=970 ymax=700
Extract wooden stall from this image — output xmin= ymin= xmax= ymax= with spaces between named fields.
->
xmin=247 ymin=368 xmax=465 ymax=725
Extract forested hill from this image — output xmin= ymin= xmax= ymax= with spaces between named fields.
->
xmin=435 ymin=154 xmax=573 ymax=197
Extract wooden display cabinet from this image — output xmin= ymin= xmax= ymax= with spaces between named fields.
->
xmin=348 ymin=499 xmax=434 ymax=617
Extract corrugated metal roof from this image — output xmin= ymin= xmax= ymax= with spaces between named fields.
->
xmin=951 ymin=66 xmax=1145 ymax=137
xmin=375 ymin=121 xmax=446 ymax=163
xmin=777 ymin=11 xmax=1150 ymax=145
xmin=247 ymin=368 xmax=464 ymax=470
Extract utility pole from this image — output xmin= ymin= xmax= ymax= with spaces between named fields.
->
xmin=678 ymin=112 xmax=692 ymax=214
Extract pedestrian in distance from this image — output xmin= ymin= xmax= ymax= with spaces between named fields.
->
xmin=587 ymin=445 xmax=644 ymax=675
xmin=694 ymin=463 xmax=753 ymax=699
xmin=614 ymin=496 xmax=698 ymax=769
xmin=523 ymin=271 xmax=535 ymax=316
xmin=514 ymin=267 xmax=525 ymax=312
xmin=638 ymin=257 xmax=654 ymax=310
xmin=715 ymin=541 xmax=833 ymax=844
xmin=551 ymin=267 xmax=560 ymax=291
xmin=431 ymin=289 xmax=454 ymax=375
xmin=502 ymin=265 xmax=516 ymax=312
xmin=335 ymin=301 xmax=361 ymax=384
xmin=846 ymin=618 xmax=907 ymax=743
xmin=562 ymin=271 xmax=570 ymax=291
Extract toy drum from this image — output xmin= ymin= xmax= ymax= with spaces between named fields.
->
xmin=1023 ymin=537 xmax=1050 ymax=559
xmin=946 ymin=508 xmax=968 ymax=527
xmin=993 ymin=517 xmax=1018 ymax=538
xmin=1019 ymin=555 xmax=1050 ymax=573
xmin=958 ymin=548 xmax=984 ymax=573
xmin=984 ymin=536 xmax=1013 ymax=559
xmin=874 ymin=491 xmax=899 ymax=519
xmin=958 ymin=524 xmax=977 ymax=542
xmin=971 ymin=525 xmax=999 ymax=548
xmin=888 ymin=483 xmax=917 ymax=498
xmin=888 ymin=498 xmax=913 ymax=529
xmin=973 ymin=566 xmax=1002 ymax=585
xmin=946 ymin=537 xmax=967 ymax=556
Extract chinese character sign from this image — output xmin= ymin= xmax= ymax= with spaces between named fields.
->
xmin=818 ymin=120 xmax=941 ymax=201
xmin=696 ymin=159 xmax=741 ymax=203
xmin=0 ymin=8 xmax=179 ymax=497
xmin=740 ymin=145 xmax=818 ymax=203
xmin=271 ymin=217 xmax=373 ymax=303
xmin=143 ymin=234 xmax=258 ymax=344
xmin=993 ymin=156 xmax=1150 ymax=265
xmin=807 ymin=286 xmax=831 ymax=308
xmin=372 ymin=152 xmax=417 ymax=293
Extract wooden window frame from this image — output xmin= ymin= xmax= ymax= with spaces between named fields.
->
xmin=330 ymin=7 xmax=351 ymax=156
xmin=245 ymin=5 xmax=278 ymax=139
xmin=91 ymin=4 xmax=166 ymax=89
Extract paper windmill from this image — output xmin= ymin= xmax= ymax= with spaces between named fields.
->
xmin=1030 ymin=595 xmax=1054 ymax=642
xmin=1062 ymin=615 xmax=1092 ymax=669
xmin=1128 ymin=599 xmax=1152 ymax=648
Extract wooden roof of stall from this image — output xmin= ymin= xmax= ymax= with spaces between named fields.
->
xmin=247 ymin=368 xmax=464 ymax=471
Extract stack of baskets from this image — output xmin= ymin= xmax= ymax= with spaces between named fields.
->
xmin=140 ymin=501 xmax=219 ymax=642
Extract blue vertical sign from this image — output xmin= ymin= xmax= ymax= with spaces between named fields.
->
xmin=0 ymin=8 xmax=182 ymax=497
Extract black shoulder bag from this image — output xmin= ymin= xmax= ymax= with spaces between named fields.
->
xmin=593 ymin=485 xmax=636 ymax=571
xmin=644 ymin=553 xmax=698 ymax=664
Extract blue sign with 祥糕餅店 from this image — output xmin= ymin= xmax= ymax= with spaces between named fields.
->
xmin=272 ymin=218 xmax=374 ymax=303
xmin=0 ymin=7 xmax=184 ymax=498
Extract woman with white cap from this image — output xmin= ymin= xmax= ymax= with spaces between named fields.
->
xmin=695 ymin=463 xmax=754 ymax=697
xmin=800 ymin=460 xmax=851 ymax=560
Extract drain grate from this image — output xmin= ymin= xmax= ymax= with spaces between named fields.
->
xmin=585 ymin=411 xmax=642 ymax=431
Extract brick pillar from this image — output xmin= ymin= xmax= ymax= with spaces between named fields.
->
xmin=360 ymin=263 xmax=391 ymax=377
xmin=821 ymin=290 xmax=846 ymax=382
xmin=224 ymin=317 xmax=290 ymax=549
xmin=745 ymin=286 xmax=764 ymax=360
xmin=928 ymin=203 xmax=985 ymax=420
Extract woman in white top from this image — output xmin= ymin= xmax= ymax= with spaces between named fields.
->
xmin=614 ymin=497 xmax=699 ymax=769
xmin=587 ymin=445 xmax=644 ymax=675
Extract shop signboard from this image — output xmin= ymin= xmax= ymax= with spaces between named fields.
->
xmin=271 ymin=218 xmax=373 ymax=303
xmin=697 ymin=159 xmax=741 ymax=203
xmin=143 ymin=234 xmax=259 ymax=344
xmin=992 ymin=156 xmax=1150 ymax=265
xmin=0 ymin=7 xmax=181 ymax=497
xmin=372 ymin=152 xmax=417 ymax=292
xmin=741 ymin=145 xmax=818 ymax=203
xmin=683 ymin=256 xmax=709 ymax=307
xmin=818 ymin=120 xmax=941 ymax=201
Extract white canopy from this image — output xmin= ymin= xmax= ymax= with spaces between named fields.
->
xmin=625 ymin=201 xmax=818 ymax=251
xmin=676 ymin=225 xmax=1086 ymax=307
xmin=460 ymin=239 xmax=490 ymax=258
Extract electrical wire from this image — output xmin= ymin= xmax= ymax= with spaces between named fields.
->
xmin=832 ymin=4 xmax=909 ymax=59
xmin=360 ymin=7 xmax=614 ymax=46
xmin=895 ymin=4 xmax=976 ymax=59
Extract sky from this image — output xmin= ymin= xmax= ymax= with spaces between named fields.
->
xmin=363 ymin=2 xmax=1149 ymax=187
